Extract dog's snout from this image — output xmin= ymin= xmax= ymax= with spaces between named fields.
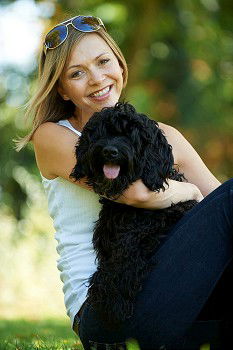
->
xmin=102 ymin=146 xmax=119 ymax=158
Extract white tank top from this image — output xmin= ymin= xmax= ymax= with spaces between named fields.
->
xmin=40 ymin=119 xmax=101 ymax=328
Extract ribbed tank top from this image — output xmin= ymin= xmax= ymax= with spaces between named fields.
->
xmin=40 ymin=119 xmax=101 ymax=328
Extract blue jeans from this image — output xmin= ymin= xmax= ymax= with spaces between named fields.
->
xmin=75 ymin=179 xmax=233 ymax=350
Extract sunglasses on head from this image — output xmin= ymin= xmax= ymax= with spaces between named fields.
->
xmin=43 ymin=15 xmax=106 ymax=55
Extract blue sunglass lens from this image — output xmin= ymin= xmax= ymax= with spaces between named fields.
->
xmin=72 ymin=16 xmax=100 ymax=32
xmin=45 ymin=25 xmax=67 ymax=48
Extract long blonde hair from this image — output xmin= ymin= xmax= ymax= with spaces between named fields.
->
xmin=14 ymin=25 xmax=128 ymax=151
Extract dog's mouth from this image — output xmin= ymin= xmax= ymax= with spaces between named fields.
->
xmin=103 ymin=163 xmax=120 ymax=180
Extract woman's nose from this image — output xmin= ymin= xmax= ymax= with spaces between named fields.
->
xmin=88 ymin=69 xmax=105 ymax=85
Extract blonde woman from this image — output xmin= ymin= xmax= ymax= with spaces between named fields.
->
xmin=16 ymin=15 xmax=232 ymax=350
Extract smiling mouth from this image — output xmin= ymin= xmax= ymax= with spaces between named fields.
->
xmin=89 ymin=85 xmax=113 ymax=98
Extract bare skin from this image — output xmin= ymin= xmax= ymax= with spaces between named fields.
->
xmin=32 ymin=34 xmax=220 ymax=209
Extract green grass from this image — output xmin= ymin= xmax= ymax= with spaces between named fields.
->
xmin=0 ymin=319 xmax=210 ymax=350
xmin=0 ymin=319 xmax=83 ymax=350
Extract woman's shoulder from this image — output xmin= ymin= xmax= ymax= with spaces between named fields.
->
xmin=32 ymin=121 xmax=70 ymax=140
xmin=157 ymin=122 xmax=182 ymax=144
xmin=157 ymin=121 xmax=178 ymax=135
xmin=32 ymin=121 xmax=80 ymax=181
xmin=157 ymin=122 xmax=183 ymax=165
xmin=32 ymin=121 xmax=80 ymax=151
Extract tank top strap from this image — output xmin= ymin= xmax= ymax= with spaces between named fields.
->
xmin=57 ymin=119 xmax=82 ymax=136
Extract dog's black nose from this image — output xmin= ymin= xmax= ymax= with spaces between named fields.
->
xmin=102 ymin=146 xmax=119 ymax=158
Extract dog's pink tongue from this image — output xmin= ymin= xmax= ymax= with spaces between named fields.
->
xmin=103 ymin=164 xmax=120 ymax=179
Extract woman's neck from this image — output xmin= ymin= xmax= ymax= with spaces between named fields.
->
xmin=72 ymin=107 xmax=94 ymax=131
xmin=68 ymin=116 xmax=84 ymax=132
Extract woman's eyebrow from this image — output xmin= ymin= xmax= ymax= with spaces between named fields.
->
xmin=67 ymin=53 xmax=109 ymax=71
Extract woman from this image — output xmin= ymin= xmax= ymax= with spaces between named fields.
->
xmin=16 ymin=15 xmax=232 ymax=350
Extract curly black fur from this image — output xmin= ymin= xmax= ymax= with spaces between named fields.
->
xmin=70 ymin=102 xmax=197 ymax=329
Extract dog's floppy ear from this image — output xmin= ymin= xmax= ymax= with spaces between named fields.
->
xmin=140 ymin=119 xmax=174 ymax=192
xmin=69 ymin=112 xmax=105 ymax=182
xmin=69 ymin=135 xmax=91 ymax=182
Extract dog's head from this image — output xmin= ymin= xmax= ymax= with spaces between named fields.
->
xmin=70 ymin=102 xmax=176 ymax=198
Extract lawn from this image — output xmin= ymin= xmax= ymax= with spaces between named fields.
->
xmin=0 ymin=318 xmax=83 ymax=350
xmin=0 ymin=319 xmax=210 ymax=350
xmin=0 ymin=319 xmax=146 ymax=350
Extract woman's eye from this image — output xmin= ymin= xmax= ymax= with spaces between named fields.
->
xmin=71 ymin=71 xmax=83 ymax=78
xmin=100 ymin=58 xmax=110 ymax=65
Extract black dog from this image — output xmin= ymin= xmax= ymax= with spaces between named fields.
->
xmin=70 ymin=102 xmax=197 ymax=328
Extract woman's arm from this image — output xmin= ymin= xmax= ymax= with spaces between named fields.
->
xmin=32 ymin=122 xmax=203 ymax=210
xmin=116 ymin=178 xmax=203 ymax=209
xmin=159 ymin=122 xmax=221 ymax=197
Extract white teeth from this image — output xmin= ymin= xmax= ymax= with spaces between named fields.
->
xmin=91 ymin=86 xmax=110 ymax=97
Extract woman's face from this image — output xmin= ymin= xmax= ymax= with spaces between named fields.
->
xmin=58 ymin=33 xmax=124 ymax=121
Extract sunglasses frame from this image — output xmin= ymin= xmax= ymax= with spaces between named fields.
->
xmin=43 ymin=15 xmax=106 ymax=55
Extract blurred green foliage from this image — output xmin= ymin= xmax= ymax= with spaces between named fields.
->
xmin=0 ymin=0 xmax=232 ymax=227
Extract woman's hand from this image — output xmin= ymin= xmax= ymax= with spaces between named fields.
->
xmin=116 ymin=179 xmax=203 ymax=209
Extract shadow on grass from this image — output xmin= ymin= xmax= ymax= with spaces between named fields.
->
xmin=0 ymin=318 xmax=83 ymax=350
